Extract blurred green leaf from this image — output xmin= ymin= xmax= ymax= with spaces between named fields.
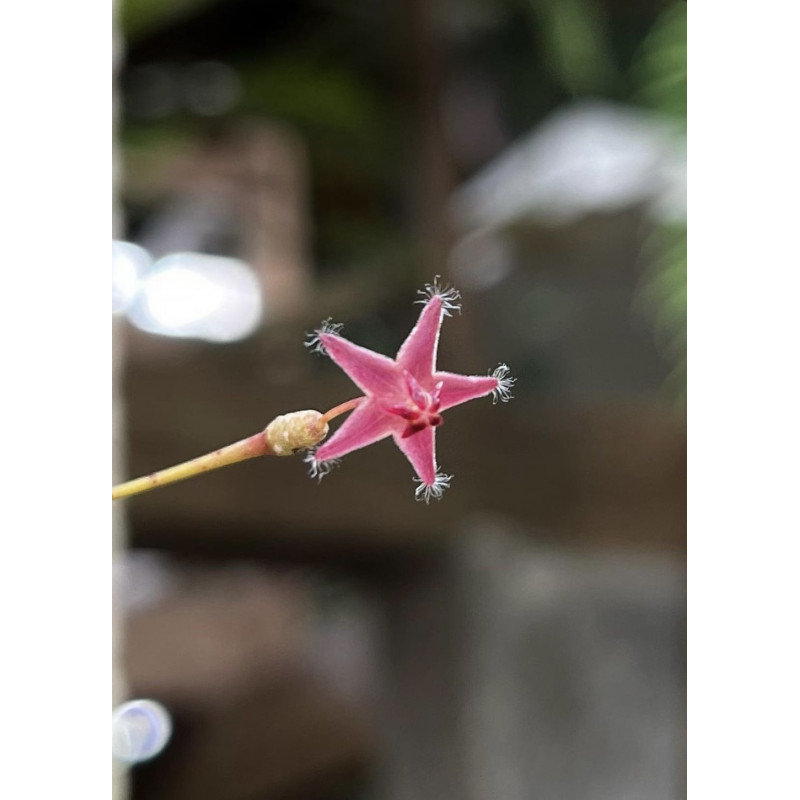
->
xmin=121 ymin=0 xmax=225 ymax=40
xmin=239 ymin=58 xmax=382 ymax=143
xmin=631 ymin=2 xmax=686 ymax=126
xmin=630 ymin=3 xmax=686 ymax=411
xmin=636 ymin=219 xmax=687 ymax=410
xmin=525 ymin=0 xmax=622 ymax=96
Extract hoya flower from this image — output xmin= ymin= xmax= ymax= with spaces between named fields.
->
xmin=305 ymin=279 xmax=514 ymax=502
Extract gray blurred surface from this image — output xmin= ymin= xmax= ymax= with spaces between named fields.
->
xmin=379 ymin=523 xmax=684 ymax=800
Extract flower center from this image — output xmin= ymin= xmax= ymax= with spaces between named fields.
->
xmin=384 ymin=371 xmax=444 ymax=438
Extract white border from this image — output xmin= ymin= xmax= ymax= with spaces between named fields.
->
xmin=689 ymin=1 xmax=800 ymax=797
xmin=0 ymin=1 xmax=110 ymax=796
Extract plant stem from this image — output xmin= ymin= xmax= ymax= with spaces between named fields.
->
xmin=111 ymin=398 xmax=366 ymax=501
xmin=112 ymin=432 xmax=271 ymax=500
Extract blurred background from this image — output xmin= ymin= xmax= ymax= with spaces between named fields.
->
xmin=112 ymin=1 xmax=686 ymax=798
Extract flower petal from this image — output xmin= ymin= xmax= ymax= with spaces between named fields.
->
xmin=433 ymin=371 xmax=498 ymax=412
xmin=319 ymin=333 xmax=403 ymax=398
xmin=315 ymin=400 xmax=401 ymax=462
xmin=395 ymin=296 xmax=442 ymax=380
xmin=393 ymin=425 xmax=437 ymax=485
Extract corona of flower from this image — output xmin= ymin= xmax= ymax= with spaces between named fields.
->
xmin=305 ymin=278 xmax=514 ymax=502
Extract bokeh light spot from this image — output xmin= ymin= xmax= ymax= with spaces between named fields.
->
xmin=112 ymin=699 xmax=172 ymax=764
xmin=112 ymin=241 xmax=151 ymax=314
xmin=127 ymin=252 xmax=263 ymax=342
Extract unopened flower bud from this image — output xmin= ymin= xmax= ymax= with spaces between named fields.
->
xmin=265 ymin=410 xmax=329 ymax=456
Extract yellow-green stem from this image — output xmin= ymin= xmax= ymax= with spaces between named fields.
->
xmin=112 ymin=432 xmax=270 ymax=500
xmin=111 ymin=399 xmax=366 ymax=501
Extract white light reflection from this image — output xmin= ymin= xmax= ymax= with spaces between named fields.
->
xmin=144 ymin=267 xmax=222 ymax=328
xmin=112 ymin=241 xmax=151 ymax=313
xmin=452 ymin=100 xmax=686 ymax=229
xmin=112 ymin=699 xmax=173 ymax=764
xmin=127 ymin=252 xmax=263 ymax=342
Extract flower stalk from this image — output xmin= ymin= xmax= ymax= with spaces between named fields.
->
xmin=111 ymin=432 xmax=273 ymax=500
xmin=111 ymin=406 xmax=355 ymax=501
xmin=320 ymin=397 xmax=364 ymax=424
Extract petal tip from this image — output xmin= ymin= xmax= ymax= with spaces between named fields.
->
xmin=415 ymin=275 xmax=462 ymax=317
xmin=490 ymin=363 xmax=515 ymax=404
xmin=305 ymin=318 xmax=344 ymax=355
xmin=413 ymin=470 xmax=453 ymax=503
xmin=303 ymin=448 xmax=341 ymax=482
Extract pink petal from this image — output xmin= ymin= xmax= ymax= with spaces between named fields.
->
xmin=433 ymin=371 xmax=497 ymax=412
xmin=320 ymin=333 xmax=403 ymax=399
xmin=393 ymin=425 xmax=437 ymax=485
xmin=395 ymin=296 xmax=442 ymax=380
xmin=315 ymin=400 xmax=401 ymax=462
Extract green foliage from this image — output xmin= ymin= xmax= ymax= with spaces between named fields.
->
xmin=630 ymin=2 xmax=687 ymax=410
xmin=525 ymin=0 xmax=622 ymax=96
xmin=121 ymin=0 xmax=221 ymax=41
xmin=635 ymin=222 xmax=687 ymax=409
xmin=238 ymin=57 xmax=385 ymax=151
xmin=632 ymin=2 xmax=687 ymax=126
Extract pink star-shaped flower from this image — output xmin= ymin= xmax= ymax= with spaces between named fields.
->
xmin=305 ymin=279 xmax=514 ymax=501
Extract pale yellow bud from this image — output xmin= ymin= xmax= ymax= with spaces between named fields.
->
xmin=265 ymin=410 xmax=329 ymax=456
